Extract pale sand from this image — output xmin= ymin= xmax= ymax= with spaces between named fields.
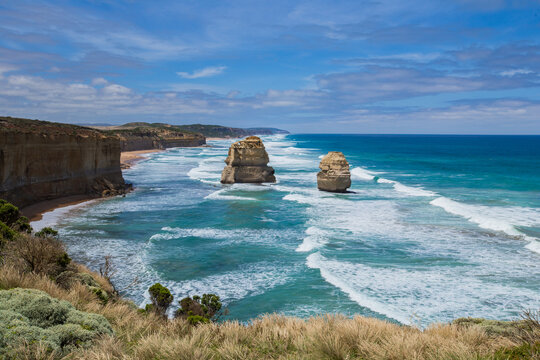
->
xmin=121 ymin=149 xmax=164 ymax=169
xmin=22 ymin=195 xmax=98 ymax=222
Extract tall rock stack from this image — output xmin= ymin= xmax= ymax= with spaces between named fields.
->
xmin=221 ymin=136 xmax=276 ymax=184
xmin=317 ymin=151 xmax=351 ymax=192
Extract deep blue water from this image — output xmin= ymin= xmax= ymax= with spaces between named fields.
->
xmin=39 ymin=134 xmax=540 ymax=326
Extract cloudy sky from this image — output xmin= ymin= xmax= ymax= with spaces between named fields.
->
xmin=1 ymin=0 xmax=539 ymax=133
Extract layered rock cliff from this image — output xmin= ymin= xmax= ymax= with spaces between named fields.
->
xmin=317 ymin=151 xmax=351 ymax=192
xmin=221 ymin=136 xmax=276 ymax=184
xmin=0 ymin=117 xmax=129 ymax=208
xmin=101 ymin=123 xmax=206 ymax=151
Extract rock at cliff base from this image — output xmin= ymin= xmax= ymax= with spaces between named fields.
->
xmin=221 ymin=136 xmax=276 ymax=184
xmin=317 ymin=151 xmax=351 ymax=192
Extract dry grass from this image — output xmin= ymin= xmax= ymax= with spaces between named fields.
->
xmin=0 ymin=263 xmax=528 ymax=359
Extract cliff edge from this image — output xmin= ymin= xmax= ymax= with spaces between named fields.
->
xmin=0 ymin=117 xmax=129 ymax=209
xmin=99 ymin=122 xmax=206 ymax=151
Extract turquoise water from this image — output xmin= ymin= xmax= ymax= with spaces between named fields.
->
xmin=49 ymin=135 xmax=540 ymax=326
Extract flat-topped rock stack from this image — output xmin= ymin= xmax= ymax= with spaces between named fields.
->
xmin=317 ymin=151 xmax=351 ymax=192
xmin=221 ymin=136 xmax=276 ymax=184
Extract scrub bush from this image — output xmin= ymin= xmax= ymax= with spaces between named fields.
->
xmin=0 ymin=288 xmax=113 ymax=357
xmin=2 ymin=233 xmax=71 ymax=275
xmin=0 ymin=221 xmax=16 ymax=243
xmin=0 ymin=199 xmax=32 ymax=234
xmin=148 ymin=283 xmax=173 ymax=316
xmin=0 ymin=200 xmax=20 ymax=226
xmin=35 ymin=227 xmax=59 ymax=238
xmin=175 ymin=293 xmax=223 ymax=324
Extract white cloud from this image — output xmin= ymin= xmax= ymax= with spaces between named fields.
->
xmin=177 ymin=66 xmax=227 ymax=79
xmin=500 ymin=69 xmax=533 ymax=77
xmin=92 ymin=77 xmax=108 ymax=86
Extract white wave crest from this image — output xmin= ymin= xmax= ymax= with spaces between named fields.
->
xmin=430 ymin=197 xmax=540 ymax=254
xmin=205 ymin=189 xmax=258 ymax=201
xmin=350 ymin=167 xmax=379 ymax=181
xmin=296 ymin=227 xmax=329 ymax=252
xmin=307 ymin=252 xmax=540 ymax=326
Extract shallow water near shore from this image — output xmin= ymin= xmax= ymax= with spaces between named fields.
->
xmin=49 ymin=134 xmax=540 ymax=326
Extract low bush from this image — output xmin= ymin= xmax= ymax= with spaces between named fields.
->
xmin=0 ymin=199 xmax=32 ymax=234
xmin=175 ymin=293 xmax=223 ymax=324
xmin=2 ymin=233 xmax=71 ymax=275
xmin=148 ymin=283 xmax=173 ymax=317
xmin=0 ymin=288 xmax=113 ymax=357
xmin=35 ymin=226 xmax=59 ymax=238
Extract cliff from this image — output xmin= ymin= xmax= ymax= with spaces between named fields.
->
xmin=0 ymin=117 xmax=129 ymax=209
xmin=100 ymin=123 xmax=206 ymax=151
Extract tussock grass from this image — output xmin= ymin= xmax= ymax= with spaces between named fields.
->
xmin=0 ymin=263 xmax=532 ymax=359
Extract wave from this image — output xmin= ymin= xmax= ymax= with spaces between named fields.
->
xmin=351 ymin=167 xmax=437 ymax=197
xmin=150 ymin=226 xmax=295 ymax=244
xmin=430 ymin=197 xmax=540 ymax=254
xmin=350 ymin=167 xmax=380 ymax=181
xmin=30 ymin=199 xmax=99 ymax=231
xmin=389 ymin=181 xmax=438 ymax=197
xmin=160 ymin=262 xmax=297 ymax=304
xmin=306 ymin=252 xmax=411 ymax=324
xmin=296 ymin=227 xmax=329 ymax=252
xmin=205 ymin=189 xmax=258 ymax=201
xmin=187 ymin=157 xmax=223 ymax=184
xmin=306 ymin=252 xmax=540 ymax=326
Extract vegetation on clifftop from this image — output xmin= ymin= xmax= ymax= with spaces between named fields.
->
xmin=0 ymin=199 xmax=538 ymax=359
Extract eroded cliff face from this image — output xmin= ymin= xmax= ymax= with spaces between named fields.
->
xmin=221 ymin=136 xmax=276 ymax=184
xmin=101 ymin=124 xmax=206 ymax=151
xmin=0 ymin=117 xmax=129 ymax=208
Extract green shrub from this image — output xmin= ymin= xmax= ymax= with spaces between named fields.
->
xmin=175 ymin=293 xmax=223 ymax=324
xmin=0 ymin=220 xmax=16 ymax=243
xmin=0 ymin=288 xmax=113 ymax=356
xmin=148 ymin=283 xmax=173 ymax=316
xmin=187 ymin=315 xmax=210 ymax=326
xmin=56 ymin=252 xmax=72 ymax=269
xmin=35 ymin=227 xmax=59 ymax=238
xmin=0 ymin=200 xmax=20 ymax=226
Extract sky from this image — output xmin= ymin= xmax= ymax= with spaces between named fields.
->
xmin=1 ymin=0 xmax=540 ymax=134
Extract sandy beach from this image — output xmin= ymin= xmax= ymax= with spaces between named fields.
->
xmin=121 ymin=149 xmax=164 ymax=169
xmin=22 ymin=195 xmax=98 ymax=222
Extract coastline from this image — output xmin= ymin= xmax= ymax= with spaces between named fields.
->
xmin=121 ymin=149 xmax=164 ymax=169
xmin=23 ymin=149 xmax=162 ymax=225
xmin=21 ymin=148 xmax=178 ymax=228
xmin=22 ymin=195 xmax=99 ymax=223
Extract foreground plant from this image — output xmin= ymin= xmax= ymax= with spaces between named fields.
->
xmin=0 ymin=288 xmax=113 ymax=357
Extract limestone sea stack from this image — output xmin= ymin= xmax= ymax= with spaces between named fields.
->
xmin=221 ymin=136 xmax=276 ymax=184
xmin=317 ymin=151 xmax=351 ymax=192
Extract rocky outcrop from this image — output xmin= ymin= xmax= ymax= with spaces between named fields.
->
xmin=317 ymin=151 xmax=351 ymax=192
xmin=221 ymin=136 xmax=276 ymax=184
xmin=0 ymin=117 xmax=130 ymax=209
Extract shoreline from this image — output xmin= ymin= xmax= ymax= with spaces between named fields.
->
xmin=22 ymin=149 xmax=163 ymax=224
xmin=121 ymin=149 xmax=164 ymax=169
xmin=22 ymin=195 xmax=99 ymax=223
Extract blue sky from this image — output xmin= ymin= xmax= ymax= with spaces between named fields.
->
xmin=1 ymin=0 xmax=539 ymax=133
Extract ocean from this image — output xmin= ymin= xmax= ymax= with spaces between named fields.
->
xmin=35 ymin=134 xmax=540 ymax=326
